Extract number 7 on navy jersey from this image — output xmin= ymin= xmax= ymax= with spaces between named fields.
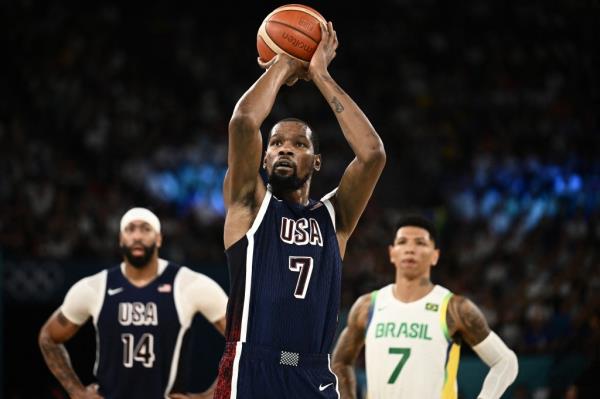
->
xmin=288 ymin=256 xmax=314 ymax=299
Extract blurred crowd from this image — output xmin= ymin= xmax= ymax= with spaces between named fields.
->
xmin=2 ymin=0 xmax=599 ymax=395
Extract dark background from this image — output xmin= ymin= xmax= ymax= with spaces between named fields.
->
xmin=2 ymin=0 xmax=599 ymax=398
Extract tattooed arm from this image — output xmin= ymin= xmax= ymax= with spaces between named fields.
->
xmin=332 ymin=293 xmax=371 ymax=399
xmin=39 ymin=310 xmax=102 ymax=399
xmin=447 ymin=295 xmax=518 ymax=399
xmin=446 ymin=295 xmax=491 ymax=346
xmin=308 ymin=22 xmax=386 ymax=257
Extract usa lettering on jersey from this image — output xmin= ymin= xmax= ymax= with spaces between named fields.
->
xmin=118 ymin=302 xmax=159 ymax=326
xmin=280 ymin=217 xmax=323 ymax=246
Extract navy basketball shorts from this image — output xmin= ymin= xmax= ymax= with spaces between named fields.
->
xmin=215 ymin=342 xmax=340 ymax=399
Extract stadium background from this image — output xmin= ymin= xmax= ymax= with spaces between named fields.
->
xmin=2 ymin=0 xmax=599 ymax=398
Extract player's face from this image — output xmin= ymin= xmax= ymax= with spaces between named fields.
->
xmin=119 ymin=221 xmax=162 ymax=268
xmin=264 ymin=122 xmax=321 ymax=192
xmin=388 ymin=226 xmax=439 ymax=279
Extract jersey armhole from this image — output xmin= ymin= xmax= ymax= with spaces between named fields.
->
xmin=440 ymin=292 xmax=454 ymax=342
xmin=320 ymin=187 xmax=338 ymax=232
xmin=247 ymin=189 xmax=272 ymax=237
xmin=365 ymin=290 xmax=379 ymax=336
xmin=90 ymin=270 xmax=107 ymax=325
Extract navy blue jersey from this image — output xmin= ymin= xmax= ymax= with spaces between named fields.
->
xmin=224 ymin=189 xmax=342 ymax=353
xmin=95 ymin=263 xmax=191 ymax=399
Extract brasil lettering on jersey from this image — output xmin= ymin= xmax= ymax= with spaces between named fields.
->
xmin=374 ymin=322 xmax=433 ymax=340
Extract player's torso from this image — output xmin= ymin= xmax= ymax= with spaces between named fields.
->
xmin=225 ymin=190 xmax=341 ymax=354
xmin=95 ymin=263 xmax=188 ymax=399
xmin=365 ymin=284 xmax=459 ymax=399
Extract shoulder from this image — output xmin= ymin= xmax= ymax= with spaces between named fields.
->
xmin=176 ymin=266 xmax=217 ymax=285
xmin=69 ymin=269 xmax=107 ymax=293
xmin=348 ymin=292 xmax=375 ymax=331
xmin=175 ymin=266 xmax=226 ymax=296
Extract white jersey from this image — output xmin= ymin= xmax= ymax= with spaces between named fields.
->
xmin=365 ymin=284 xmax=460 ymax=399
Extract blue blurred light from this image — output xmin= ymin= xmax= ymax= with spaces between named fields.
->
xmin=145 ymin=163 xmax=226 ymax=216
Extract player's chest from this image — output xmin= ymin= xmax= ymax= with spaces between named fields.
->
xmin=98 ymin=286 xmax=179 ymax=329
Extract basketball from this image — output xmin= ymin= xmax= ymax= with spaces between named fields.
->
xmin=257 ymin=4 xmax=327 ymax=62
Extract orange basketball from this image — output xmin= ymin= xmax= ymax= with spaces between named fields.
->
xmin=257 ymin=4 xmax=327 ymax=62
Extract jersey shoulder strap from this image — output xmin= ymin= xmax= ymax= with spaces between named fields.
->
xmin=365 ymin=289 xmax=380 ymax=336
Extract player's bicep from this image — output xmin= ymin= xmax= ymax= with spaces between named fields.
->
xmin=449 ymin=295 xmax=491 ymax=347
xmin=41 ymin=310 xmax=82 ymax=344
xmin=333 ymin=156 xmax=384 ymax=239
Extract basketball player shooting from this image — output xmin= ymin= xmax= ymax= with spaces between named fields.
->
xmin=214 ymin=21 xmax=386 ymax=399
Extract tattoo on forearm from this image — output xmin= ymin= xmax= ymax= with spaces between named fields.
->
xmin=321 ymin=74 xmax=346 ymax=95
xmin=333 ymin=331 xmax=361 ymax=399
xmin=40 ymin=335 xmax=82 ymax=394
xmin=331 ymin=96 xmax=345 ymax=113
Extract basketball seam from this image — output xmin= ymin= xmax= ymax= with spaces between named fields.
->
xmin=266 ymin=20 xmax=320 ymax=44
xmin=258 ymin=22 xmax=305 ymax=63
xmin=266 ymin=5 xmax=326 ymax=26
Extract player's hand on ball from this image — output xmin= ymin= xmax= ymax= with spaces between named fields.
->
xmin=309 ymin=21 xmax=338 ymax=78
xmin=258 ymin=53 xmax=308 ymax=86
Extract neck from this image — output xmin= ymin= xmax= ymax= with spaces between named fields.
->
xmin=393 ymin=269 xmax=434 ymax=302
xmin=271 ymin=180 xmax=311 ymax=206
xmin=124 ymin=257 xmax=159 ymax=287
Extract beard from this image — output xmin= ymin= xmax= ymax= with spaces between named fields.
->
xmin=120 ymin=243 xmax=156 ymax=269
xmin=267 ymin=168 xmax=311 ymax=193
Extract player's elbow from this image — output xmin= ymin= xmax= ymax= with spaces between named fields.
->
xmin=38 ymin=325 xmax=54 ymax=350
xmin=364 ymin=141 xmax=386 ymax=170
xmin=229 ymin=113 xmax=259 ymax=137
xmin=505 ymin=349 xmax=519 ymax=383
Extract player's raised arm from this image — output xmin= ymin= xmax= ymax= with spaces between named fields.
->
xmin=309 ymin=22 xmax=386 ymax=254
xmin=448 ymin=295 xmax=519 ymax=399
xmin=39 ymin=310 xmax=103 ymax=399
xmin=223 ymin=54 xmax=308 ymax=248
xmin=332 ymin=293 xmax=371 ymax=399
xmin=224 ymin=54 xmax=307 ymax=208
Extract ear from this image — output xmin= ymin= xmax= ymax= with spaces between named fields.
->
xmin=388 ymin=245 xmax=394 ymax=263
xmin=263 ymin=151 xmax=268 ymax=169
xmin=156 ymin=233 xmax=163 ymax=249
xmin=431 ymin=248 xmax=440 ymax=267
xmin=314 ymin=154 xmax=321 ymax=172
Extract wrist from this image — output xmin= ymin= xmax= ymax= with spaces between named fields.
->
xmin=312 ymin=70 xmax=331 ymax=84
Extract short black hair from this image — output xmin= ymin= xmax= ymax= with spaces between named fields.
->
xmin=270 ymin=117 xmax=320 ymax=153
xmin=394 ymin=214 xmax=438 ymax=247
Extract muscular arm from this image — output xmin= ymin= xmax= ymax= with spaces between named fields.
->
xmin=447 ymin=296 xmax=518 ymax=399
xmin=38 ymin=310 xmax=88 ymax=397
xmin=223 ymin=56 xmax=302 ymax=248
xmin=310 ymin=24 xmax=386 ymax=255
xmin=446 ymin=295 xmax=491 ymax=346
xmin=332 ymin=294 xmax=371 ymax=399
